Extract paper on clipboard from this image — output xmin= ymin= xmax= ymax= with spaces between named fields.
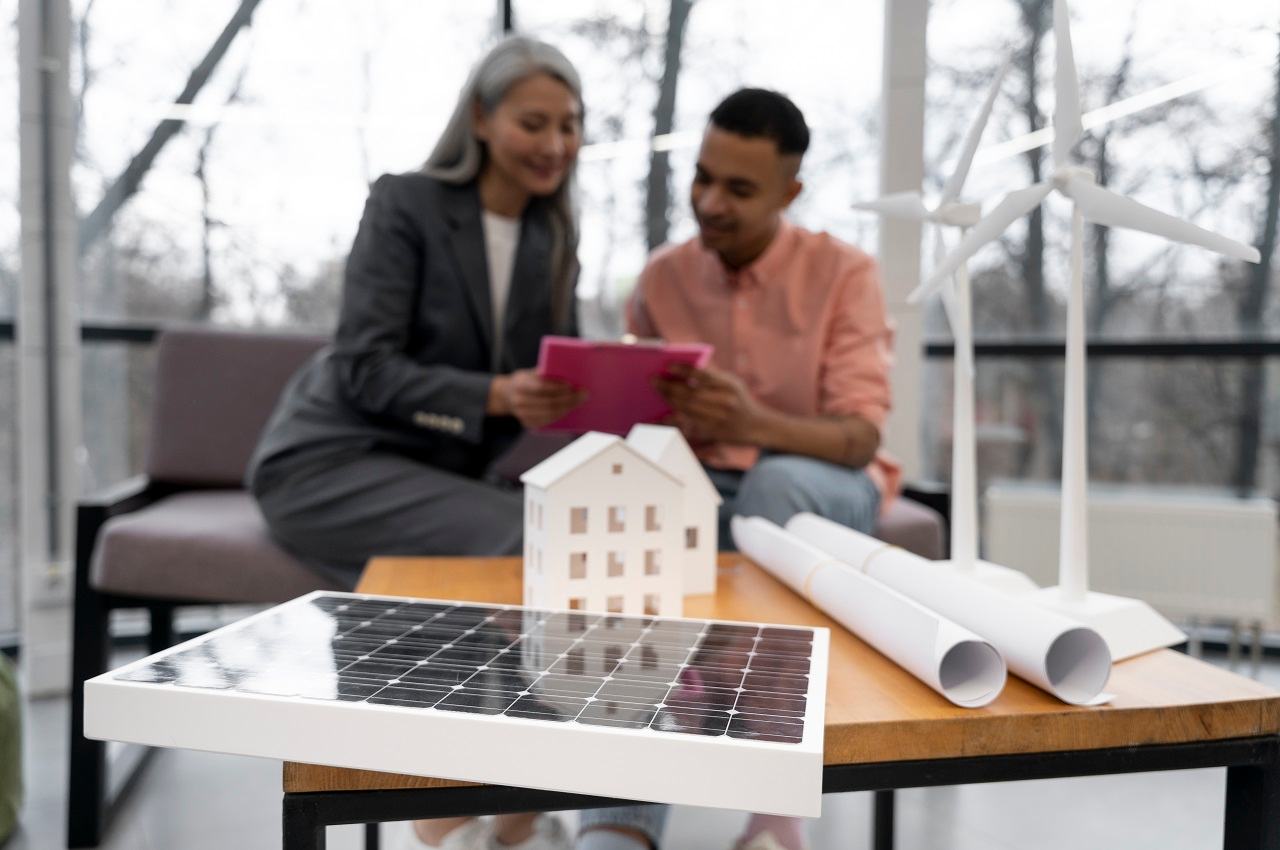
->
xmin=536 ymin=336 xmax=713 ymax=435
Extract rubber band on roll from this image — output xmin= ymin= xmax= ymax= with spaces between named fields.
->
xmin=800 ymin=559 xmax=842 ymax=601
xmin=859 ymin=544 xmax=899 ymax=575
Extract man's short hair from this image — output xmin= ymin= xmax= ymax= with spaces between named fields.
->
xmin=709 ymin=88 xmax=810 ymax=158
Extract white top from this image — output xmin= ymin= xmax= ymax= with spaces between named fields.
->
xmin=482 ymin=210 xmax=521 ymax=361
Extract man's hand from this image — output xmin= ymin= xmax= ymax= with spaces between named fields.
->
xmin=488 ymin=369 xmax=586 ymax=430
xmin=654 ymin=363 xmax=765 ymax=445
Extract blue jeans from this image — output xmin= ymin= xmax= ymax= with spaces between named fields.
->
xmin=711 ymin=453 xmax=881 ymax=548
xmin=577 ymin=456 xmax=879 ymax=848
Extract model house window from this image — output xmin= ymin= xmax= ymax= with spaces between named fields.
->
xmin=568 ymin=598 xmax=585 ymax=612
xmin=685 ymin=527 xmax=698 ymax=549
xmin=536 ymin=502 xmax=543 ymax=531
xmin=607 ymin=595 xmax=624 ymax=613
xmin=569 ymin=552 xmax=587 ymax=580
xmin=612 ymin=463 xmax=623 ymax=475
xmin=608 ymin=505 xmax=626 ymax=533
xmin=643 ymin=594 xmax=661 ymax=616
xmin=645 ymin=505 xmax=660 ymax=531
xmin=570 ymin=506 xmax=587 ymax=534
xmin=645 ymin=550 xmax=661 ymax=576
xmin=536 ymin=548 xmax=542 ymax=574
xmin=607 ymin=551 xmax=625 ymax=578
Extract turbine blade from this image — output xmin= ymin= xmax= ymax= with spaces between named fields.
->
xmin=1053 ymin=0 xmax=1084 ymax=168
xmin=1069 ymin=178 xmax=1261 ymax=263
xmin=910 ymin=182 xmax=1053 ymax=304
xmin=941 ymin=58 xmax=1011 ymax=203
xmin=851 ymin=191 xmax=930 ymax=220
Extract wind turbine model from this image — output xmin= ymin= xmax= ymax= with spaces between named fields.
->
xmin=855 ymin=60 xmax=1039 ymax=596
xmin=915 ymin=0 xmax=1261 ymax=660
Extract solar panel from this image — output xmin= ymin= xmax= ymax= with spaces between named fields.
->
xmin=86 ymin=592 xmax=828 ymax=816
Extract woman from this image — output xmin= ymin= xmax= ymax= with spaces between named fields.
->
xmin=248 ymin=38 xmax=586 ymax=849
xmin=250 ymin=36 xmax=585 ymax=589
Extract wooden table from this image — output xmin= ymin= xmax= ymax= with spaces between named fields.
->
xmin=283 ymin=554 xmax=1280 ymax=849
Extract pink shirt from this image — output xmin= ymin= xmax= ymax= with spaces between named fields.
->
xmin=627 ymin=221 xmax=902 ymax=505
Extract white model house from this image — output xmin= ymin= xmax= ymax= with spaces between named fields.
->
xmin=625 ymin=424 xmax=721 ymax=595
xmin=520 ymin=427 xmax=720 ymax=617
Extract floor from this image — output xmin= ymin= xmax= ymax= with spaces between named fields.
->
xmin=2 ymin=648 xmax=1270 ymax=850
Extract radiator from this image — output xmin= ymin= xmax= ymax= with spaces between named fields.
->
xmin=984 ymin=482 xmax=1279 ymax=624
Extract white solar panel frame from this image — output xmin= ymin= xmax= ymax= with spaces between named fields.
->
xmin=86 ymin=591 xmax=829 ymax=816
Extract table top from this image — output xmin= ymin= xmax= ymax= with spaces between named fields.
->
xmin=284 ymin=554 xmax=1280 ymax=793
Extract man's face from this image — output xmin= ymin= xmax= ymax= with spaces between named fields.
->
xmin=690 ymin=125 xmax=802 ymax=268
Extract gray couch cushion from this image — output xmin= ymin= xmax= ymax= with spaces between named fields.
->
xmin=145 ymin=327 xmax=325 ymax=486
xmin=874 ymin=497 xmax=945 ymax=560
xmin=91 ymin=491 xmax=342 ymax=601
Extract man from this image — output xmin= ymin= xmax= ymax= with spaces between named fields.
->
xmin=635 ymin=87 xmax=899 ymax=544
xmin=576 ymin=88 xmax=898 ymax=850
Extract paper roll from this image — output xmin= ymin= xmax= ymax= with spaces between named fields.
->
xmin=731 ymin=516 xmax=1006 ymax=708
xmin=785 ymin=513 xmax=1111 ymax=706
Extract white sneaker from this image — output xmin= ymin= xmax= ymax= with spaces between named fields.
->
xmin=734 ymin=831 xmax=798 ymax=850
xmin=487 ymin=814 xmax=571 ymax=850
xmin=389 ymin=817 xmax=493 ymax=850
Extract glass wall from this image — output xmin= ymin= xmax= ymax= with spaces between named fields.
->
xmin=521 ymin=0 xmax=883 ymax=336
xmin=1 ymin=0 xmax=19 ymax=637
xmin=70 ymin=0 xmax=496 ymax=492
xmin=924 ymin=0 xmax=1279 ymax=493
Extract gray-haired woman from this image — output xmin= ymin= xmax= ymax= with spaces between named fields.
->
xmin=249 ymin=34 xmax=586 ymax=586
xmin=247 ymin=39 xmax=585 ymax=848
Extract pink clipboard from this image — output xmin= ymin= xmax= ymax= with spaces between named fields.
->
xmin=536 ymin=336 xmax=713 ymax=435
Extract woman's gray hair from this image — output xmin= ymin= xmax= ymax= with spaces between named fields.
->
xmin=425 ymin=36 xmax=583 ymax=332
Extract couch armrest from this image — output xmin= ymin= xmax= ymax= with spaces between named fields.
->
xmin=75 ymin=476 xmax=174 ymax=592
xmin=902 ymin=480 xmax=950 ymax=526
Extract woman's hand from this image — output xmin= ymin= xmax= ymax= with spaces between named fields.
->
xmin=488 ymin=369 xmax=586 ymax=430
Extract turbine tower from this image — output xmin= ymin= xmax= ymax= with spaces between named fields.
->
xmin=915 ymin=0 xmax=1261 ymax=659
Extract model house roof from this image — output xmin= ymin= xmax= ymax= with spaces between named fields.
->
xmin=520 ymin=430 xmax=682 ymax=491
xmin=626 ymin=424 xmax=723 ymax=505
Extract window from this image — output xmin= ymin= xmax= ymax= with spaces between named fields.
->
xmin=612 ymin=463 xmax=623 ymax=475
xmin=644 ymin=550 xmax=661 ymax=576
xmin=685 ymin=527 xmax=698 ymax=549
xmin=924 ymin=1 xmax=1278 ymax=493
xmin=606 ymin=595 xmax=625 ymax=614
xmin=568 ymin=598 xmax=586 ymax=613
xmin=643 ymin=594 xmax=661 ymax=616
xmin=570 ymin=506 xmax=588 ymax=534
xmin=536 ymin=501 xmax=543 ymax=531
xmin=608 ymin=505 xmax=626 ymax=533
xmin=607 ymin=551 xmax=625 ymax=578
xmin=520 ymin=1 xmax=883 ymax=338
xmin=645 ymin=505 xmax=660 ymax=531
xmin=569 ymin=552 xmax=587 ymax=580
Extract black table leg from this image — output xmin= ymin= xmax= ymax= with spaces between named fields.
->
xmin=873 ymin=789 xmax=895 ymax=850
xmin=1224 ymin=758 xmax=1280 ymax=850
xmin=283 ymin=795 xmax=326 ymax=850
xmin=364 ymin=822 xmax=380 ymax=850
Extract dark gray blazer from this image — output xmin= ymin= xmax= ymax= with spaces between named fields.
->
xmin=248 ymin=172 xmax=577 ymax=483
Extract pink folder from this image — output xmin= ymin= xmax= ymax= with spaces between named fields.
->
xmin=536 ymin=336 xmax=713 ymax=435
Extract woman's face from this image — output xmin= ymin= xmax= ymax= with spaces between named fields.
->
xmin=476 ymin=72 xmax=582 ymax=199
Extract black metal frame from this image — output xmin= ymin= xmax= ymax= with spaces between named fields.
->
xmin=67 ymin=475 xmax=177 ymax=848
xmin=280 ymin=735 xmax=1280 ymax=850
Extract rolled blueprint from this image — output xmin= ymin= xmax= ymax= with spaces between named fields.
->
xmin=786 ymin=513 xmax=1111 ymax=706
xmin=731 ymin=516 xmax=1006 ymax=708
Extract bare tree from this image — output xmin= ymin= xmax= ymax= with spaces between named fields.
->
xmin=1232 ymin=33 xmax=1280 ymax=495
xmin=193 ymin=60 xmax=251 ymax=321
xmin=645 ymin=0 xmax=694 ymax=251
xmin=77 ymin=0 xmax=263 ymax=254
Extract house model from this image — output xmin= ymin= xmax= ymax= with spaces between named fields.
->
xmin=519 ymin=425 xmax=721 ymax=617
